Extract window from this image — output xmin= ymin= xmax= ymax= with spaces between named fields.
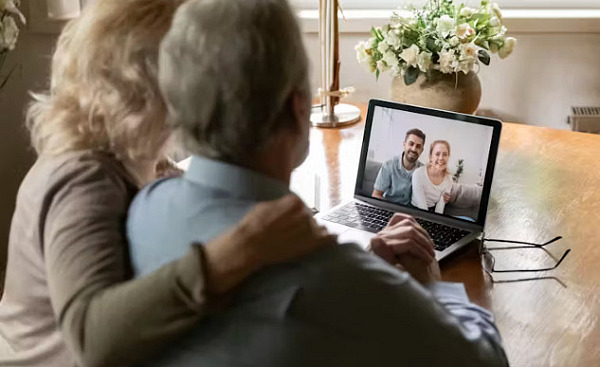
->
xmin=292 ymin=0 xmax=600 ymax=10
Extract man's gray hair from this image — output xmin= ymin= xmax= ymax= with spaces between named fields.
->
xmin=159 ymin=0 xmax=310 ymax=163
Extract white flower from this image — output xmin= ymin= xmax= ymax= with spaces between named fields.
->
xmin=383 ymin=50 xmax=399 ymax=69
xmin=460 ymin=7 xmax=474 ymax=17
xmin=438 ymin=50 xmax=458 ymax=74
xmin=449 ymin=36 xmax=460 ymax=47
xmin=417 ymin=51 xmax=433 ymax=72
xmin=397 ymin=11 xmax=418 ymax=26
xmin=355 ymin=41 xmax=369 ymax=63
xmin=366 ymin=37 xmax=377 ymax=49
xmin=0 ymin=16 xmax=19 ymax=51
xmin=399 ymin=44 xmax=420 ymax=67
xmin=489 ymin=16 xmax=501 ymax=28
xmin=492 ymin=3 xmax=503 ymax=20
xmin=385 ymin=30 xmax=401 ymax=50
xmin=355 ymin=41 xmax=375 ymax=73
xmin=459 ymin=42 xmax=479 ymax=58
xmin=376 ymin=60 xmax=390 ymax=72
xmin=489 ymin=41 xmax=499 ymax=54
xmin=377 ymin=40 xmax=390 ymax=54
xmin=457 ymin=59 xmax=475 ymax=74
xmin=499 ymin=37 xmax=517 ymax=59
xmin=455 ymin=23 xmax=475 ymax=40
xmin=436 ymin=15 xmax=456 ymax=38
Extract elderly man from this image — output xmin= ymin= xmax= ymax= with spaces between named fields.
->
xmin=127 ymin=0 xmax=508 ymax=366
xmin=372 ymin=128 xmax=426 ymax=205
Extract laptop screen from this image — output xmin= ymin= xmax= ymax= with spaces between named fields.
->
xmin=355 ymin=100 xmax=501 ymax=226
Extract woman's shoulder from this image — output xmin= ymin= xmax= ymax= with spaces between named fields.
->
xmin=413 ymin=165 xmax=427 ymax=176
xmin=47 ymin=150 xmax=131 ymax=179
xmin=24 ymin=150 xmax=137 ymax=201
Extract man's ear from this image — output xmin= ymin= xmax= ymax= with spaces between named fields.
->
xmin=290 ymin=89 xmax=310 ymax=132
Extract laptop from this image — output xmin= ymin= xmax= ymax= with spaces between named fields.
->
xmin=315 ymin=99 xmax=502 ymax=261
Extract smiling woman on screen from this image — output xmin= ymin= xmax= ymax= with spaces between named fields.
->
xmin=411 ymin=140 xmax=454 ymax=214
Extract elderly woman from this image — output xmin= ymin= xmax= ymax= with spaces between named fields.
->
xmin=0 ymin=1 xmax=333 ymax=366
xmin=411 ymin=140 xmax=454 ymax=214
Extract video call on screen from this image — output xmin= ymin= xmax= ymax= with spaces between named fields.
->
xmin=360 ymin=106 xmax=494 ymax=223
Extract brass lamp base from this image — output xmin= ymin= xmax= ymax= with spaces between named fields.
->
xmin=310 ymin=103 xmax=361 ymax=128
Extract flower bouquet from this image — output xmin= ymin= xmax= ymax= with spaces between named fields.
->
xmin=355 ymin=0 xmax=516 ymax=86
xmin=0 ymin=0 xmax=26 ymax=91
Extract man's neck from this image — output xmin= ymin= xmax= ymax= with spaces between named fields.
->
xmin=243 ymin=151 xmax=293 ymax=187
xmin=402 ymin=153 xmax=416 ymax=171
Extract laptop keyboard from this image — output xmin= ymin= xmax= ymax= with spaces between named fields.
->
xmin=321 ymin=202 xmax=471 ymax=252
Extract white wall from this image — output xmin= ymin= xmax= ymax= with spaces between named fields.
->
xmin=367 ymin=106 xmax=493 ymax=185
xmin=303 ymin=32 xmax=600 ymax=130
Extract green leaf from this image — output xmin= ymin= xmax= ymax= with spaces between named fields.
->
xmin=475 ymin=39 xmax=490 ymax=50
xmin=426 ymin=37 xmax=441 ymax=53
xmin=478 ymin=50 xmax=491 ymax=66
xmin=404 ymin=66 xmax=420 ymax=86
xmin=375 ymin=68 xmax=380 ymax=80
xmin=370 ymin=26 xmax=378 ymax=39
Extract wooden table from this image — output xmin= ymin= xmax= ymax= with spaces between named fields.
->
xmin=294 ymin=105 xmax=600 ymax=367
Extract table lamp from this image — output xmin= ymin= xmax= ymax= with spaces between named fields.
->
xmin=310 ymin=0 xmax=361 ymax=128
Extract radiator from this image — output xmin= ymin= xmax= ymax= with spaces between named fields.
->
xmin=568 ymin=107 xmax=600 ymax=134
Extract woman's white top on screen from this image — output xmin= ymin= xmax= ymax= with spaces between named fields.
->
xmin=411 ymin=166 xmax=453 ymax=214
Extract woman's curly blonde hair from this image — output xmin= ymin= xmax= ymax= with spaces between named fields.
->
xmin=26 ymin=0 xmax=184 ymax=161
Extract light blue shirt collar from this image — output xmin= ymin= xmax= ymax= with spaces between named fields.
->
xmin=184 ymin=155 xmax=290 ymax=202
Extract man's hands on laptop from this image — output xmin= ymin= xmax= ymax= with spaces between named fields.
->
xmin=370 ymin=213 xmax=441 ymax=285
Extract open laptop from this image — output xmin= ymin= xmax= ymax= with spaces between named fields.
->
xmin=315 ymin=99 xmax=502 ymax=261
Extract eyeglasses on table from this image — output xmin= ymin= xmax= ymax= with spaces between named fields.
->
xmin=479 ymin=235 xmax=571 ymax=287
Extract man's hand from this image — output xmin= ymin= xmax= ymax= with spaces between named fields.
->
xmin=370 ymin=213 xmax=435 ymax=264
xmin=370 ymin=213 xmax=441 ymax=285
xmin=372 ymin=190 xmax=384 ymax=199
xmin=203 ymin=194 xmax=336 ymax=294
xmin=396 ymin=254 xmax=442 ymax=286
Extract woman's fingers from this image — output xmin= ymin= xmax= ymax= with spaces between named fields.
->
xmin=235 ymin=194 xmax=338 ymax=267
xmin=250 ymin=194 xmax=305 ymax=228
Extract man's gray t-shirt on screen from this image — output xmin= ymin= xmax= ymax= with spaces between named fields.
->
xmin=373 ymin=154 xmax=423 ymax=205
xmin=127 ymin=156 xmax=507 ymax=367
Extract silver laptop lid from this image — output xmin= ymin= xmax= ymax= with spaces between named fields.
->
xmin=354 ymin=99 xmax=502 ymax=231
